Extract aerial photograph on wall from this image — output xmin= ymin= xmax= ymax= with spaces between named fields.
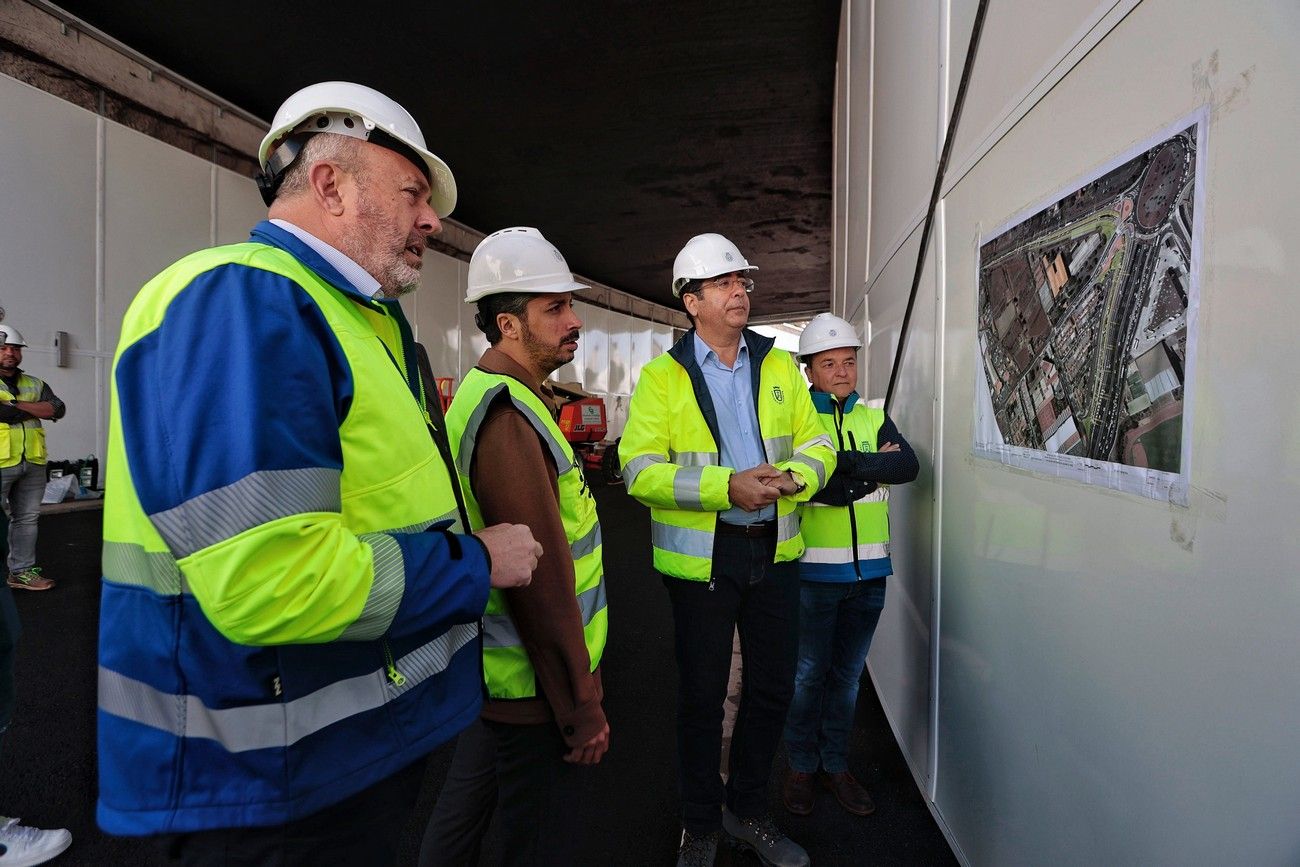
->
xmin=975 ymin=120 xmax=1201 ymax=502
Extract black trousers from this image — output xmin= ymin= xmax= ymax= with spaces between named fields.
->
xmin=664 ymin=529 xmax=800 ymax=835
xmin=155 ymin=757 xmax=428 ymax=866
xmin=419 ymin=718 xmax=572 ymax=867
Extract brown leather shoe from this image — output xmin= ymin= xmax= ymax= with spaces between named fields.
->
xmin=822 ymin=771 xmax=875 ymax=816
xmin=782 ymin=769 xmax=815 ymax=815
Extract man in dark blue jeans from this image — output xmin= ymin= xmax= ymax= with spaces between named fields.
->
xmin=782 ymin=314 xmax=918 ymax=818
xmin=0 ymin=502 xmax=74 ymax=864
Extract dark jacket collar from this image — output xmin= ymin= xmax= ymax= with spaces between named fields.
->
xmin=666 ymin=327 xmax=777 ymax=451
xmin=811 ymin=389 xmax=860 ymax=414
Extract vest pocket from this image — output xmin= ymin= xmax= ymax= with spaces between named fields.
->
xmin=27 ymin=427 xmax=46 ymax=462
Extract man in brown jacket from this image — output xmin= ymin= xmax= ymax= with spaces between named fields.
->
xmin=420 ymin=228 xmax=610 ymax=866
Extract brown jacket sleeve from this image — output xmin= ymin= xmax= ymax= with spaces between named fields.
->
xmin=471 ymin=401 xmax=606 ymax=747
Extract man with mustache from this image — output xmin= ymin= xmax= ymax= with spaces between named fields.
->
xmin=423 ymin=227 xmax=609 ymax=866
xmin=98 ymin=82 xmax=540 ymax=865
xmin=621 ymin=233 xmax=835 ymax=866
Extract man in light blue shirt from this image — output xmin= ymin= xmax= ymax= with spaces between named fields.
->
xmin=694 ymin=335 xmax=777 ymax=526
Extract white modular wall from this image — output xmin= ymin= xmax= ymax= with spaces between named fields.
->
xmin=0 ymin=72 xmax=267 ymax=465
xmin=840 ymin=1 xmax=1300 ymax=863
xmin=0 ymin=70 xmax=671 ymax=462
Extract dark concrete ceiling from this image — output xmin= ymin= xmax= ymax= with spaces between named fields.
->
xmin=54 ymin=0 xmax=839 ymax=319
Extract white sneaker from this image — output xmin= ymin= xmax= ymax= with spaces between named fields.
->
xmin=0 ymin=817 xmax=71 ymax=867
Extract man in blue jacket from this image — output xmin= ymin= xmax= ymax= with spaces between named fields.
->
xmin=98 ymin=81 xmax=539 ymax=865
xmin=782 ymin=314 xmax=918 ymax=818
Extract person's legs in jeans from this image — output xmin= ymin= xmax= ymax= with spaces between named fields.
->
xmin=818 ymin=578 xmax=886 ymax=773
xmin=663 ymin=559 xmax=743 ymax=835
xmin=3 ymin=462 xmax=44 ymax=575
xmin=727 ymin=538 xmax=800 ymax=820
xmin=782 ymin=581 xmax=848 ymax=774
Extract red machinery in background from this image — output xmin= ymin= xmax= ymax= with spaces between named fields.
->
xmin=552 ymin=382 xmax=622 ymax=484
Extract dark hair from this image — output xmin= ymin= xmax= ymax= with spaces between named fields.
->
xmin=678 ymin=278 xmax=704 ymax=326
xmin=475 ymin=292 xmax=533 ymax=344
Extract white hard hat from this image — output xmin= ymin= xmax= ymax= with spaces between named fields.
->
xmin=0 ymin=325 xmax=27 ymax=347
xmin=257 ymin=81 xmax=457 ymax=216
xmin=798 ymin=313 xmax=862 ymax=360
xmin=465 ymin=227 xmax=589 ymax=303
xmin=671 ymin=233 xmax=758 ymax=297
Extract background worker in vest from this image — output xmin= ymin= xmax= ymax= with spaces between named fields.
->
xmin=781 ymin=313 xmax=918 ymax=819
xmin=422 ymin=227 xmax=610 ymax=866
xmin=0 ymin=325 xmax=65 ymax=592
xmin=620 ymin=233 xmax=835 ymax=867
xmin=99 ymin=81 xmax=540 ymax=865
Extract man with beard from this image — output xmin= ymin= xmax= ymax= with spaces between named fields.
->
xmin=0 ymin=324 xmax=65 ymax=591
xmin=422 ymin=228 xmax=609 ymax=866
xmin=98 ymin=82 xmax=540 ymax=865
xmin=621 ymin=233 xmax=834 ymax=866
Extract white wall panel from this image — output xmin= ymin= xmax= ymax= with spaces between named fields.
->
xmin=608 ymin=310 xmax=633 ymax=395
xmin=103 ymin=123 xmax=213 ymax=352
xmin=456 ymin=261 xmax=489 ymax=381
xmin=931 ymin=2 xmax=1300 ymax=862
xmin=552 ymin=299 xmax=592 ymax=385
xmin=946 ymin=0 xmax=1112 ymax=164
xmin=214 ymin=167 xmax=267 ymax=245
xmin=867 ymin=0 xmax=941 ymax=278
xmin=862 ymin=224 xmax=937 ymax=788
xmin=845 ymin=0 xmax=1300 ymax=863
xmin=402 ymin=251 xmax=464 ymax=383
xmin=0 ymin=75 xmax=99 ymax=459
xmin=582 ymin=305 xmax=610 ymax=394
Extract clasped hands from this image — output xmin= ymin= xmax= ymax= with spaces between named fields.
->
xmin=727 ymin=463 xmax=801 ymax=512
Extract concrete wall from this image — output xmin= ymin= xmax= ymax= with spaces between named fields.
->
xmin=839 ymin=0 xmax=1300 ymax=863
xmin=0 ymin=72 xmax=671 ymax=460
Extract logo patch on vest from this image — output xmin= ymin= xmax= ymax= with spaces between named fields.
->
xmin=772 ymin=385 xmax=784 ymax=404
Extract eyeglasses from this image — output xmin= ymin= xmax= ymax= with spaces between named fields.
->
xmin=701 ymin=275 xmax=754 ymax=294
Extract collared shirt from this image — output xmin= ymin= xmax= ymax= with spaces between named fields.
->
xmin=270 ymin=219 xmax=383 ymax=298
xmin=693 ymin=332 xmax=773 ymax=524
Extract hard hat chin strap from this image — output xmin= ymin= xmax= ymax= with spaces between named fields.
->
xmin=256 ymin=133 xmax=310 ymax=206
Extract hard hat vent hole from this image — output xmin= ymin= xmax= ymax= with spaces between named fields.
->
xmin=315 ymin=116 xmax=329 ymax=128
xmin=343 ymin=117 xmax=355 ymax=129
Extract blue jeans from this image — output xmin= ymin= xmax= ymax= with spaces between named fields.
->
xmin=783 ymin=578 xmax=887 ymax=774
xmin=1 ymin=460 xmax=45 ymax=574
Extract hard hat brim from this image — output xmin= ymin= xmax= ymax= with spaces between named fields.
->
xmin=464 ymin=278 xmax=589 ymax=304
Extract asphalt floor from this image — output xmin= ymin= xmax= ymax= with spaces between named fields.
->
xmin=0 ymin=485 xmax=956 ymax=866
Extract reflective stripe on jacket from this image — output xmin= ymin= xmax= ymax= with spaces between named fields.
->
xmin=620 ymin=328 xmax=836 ymax=581
xmin=0 ymin=373 xmax=49 ymax=466
xmin=445 ymin=368 xmax=608 ymax=699
xmin=799 ymin=391 xmax=892 ymax=581
xmin=98 ymin=223 xmax=488 ymax=836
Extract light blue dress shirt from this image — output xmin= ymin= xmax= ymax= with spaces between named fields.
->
xmin=694 ymin=333 xmax=774 ymax=525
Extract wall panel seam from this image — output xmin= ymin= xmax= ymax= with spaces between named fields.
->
xmin=865 ymin=0 xmax=1141 ymax=295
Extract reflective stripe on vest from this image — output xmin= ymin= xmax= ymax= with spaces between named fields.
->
xmin=100 ymin=241 xmax=471 ymax=757
xmin=444 ymin=369 xmax=608 ymax=699
xmin=620 ymin=347 xmax=836 ymax=581
xmin=799 ymin=399 xmax=891 ymax=570
xmin=0 ymin=373 xmax=49 ymax=467
xmin=98 ymin=622 xmax=477 ymax=752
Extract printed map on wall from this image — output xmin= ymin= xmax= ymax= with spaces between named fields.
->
xmin=974 ymin=114 xmax=1203 ymax=504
